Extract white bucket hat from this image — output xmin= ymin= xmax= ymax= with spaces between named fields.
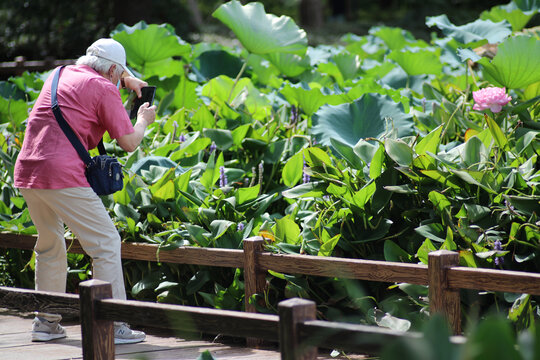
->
xmin=86 ymin=38 xmax=135 ymax=77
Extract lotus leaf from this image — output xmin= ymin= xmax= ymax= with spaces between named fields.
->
xmin=388 ymin=48 xmax=443 ymax=76
xmin=280 ymin=83 xmax=341 ymax=116
xmin=426 ymin=14 xmax=512 ymax=45
xmin=264 ymin=52 xmax=310 ymax=77
xmin=478 ymin=36 xmax=540 ymax=89
xmin=311 ymin=94 xmax=414 ymax=147
xmin=212 ymin=0 xmax=307 ymax=56
xmin=370 ymin=26 xmax=418 ymax=50
xmin=481 ymin=3 xmax=536 ymax=31
xmin=112 ymin=22 xmax=190 ymax=72
xmin=193 ymin=50 xmax=244 ymax=81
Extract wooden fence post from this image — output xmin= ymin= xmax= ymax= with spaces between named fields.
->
xmin=278 ymin=298 xmax=317 ymax=360
xmin=243 ymin=236 xmax=267 ymax=347
xmin=79 ymin=279 xmax=114 ymax=360
xmin=428 ymin=250 xmax=461 ymax=334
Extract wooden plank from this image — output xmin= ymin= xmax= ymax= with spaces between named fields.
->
xmin=0 ymin=233 xmax=40 ymax=251
xmin=0 ymin=286 xmax=79 ymax=318
xmin=428 ymin=250 xmax=461 ymax=334
xmin=0 ymin=233 xmax=86 ymax=254
xmin=0 ymin=233 xmax=244 ymax=268
xmin=0 ymin=58 xmax=75 ymax=76
xmin=94 ymin=298 xmax=280 ymax=342
xmin=120 ymin=242 xmax=244 ymax=268
xmin=448 ymin=267 xmax=540 ymax=295
xmin=258 ymin=253 xmax=429 ymax=284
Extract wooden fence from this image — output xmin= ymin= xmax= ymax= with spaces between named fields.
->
xmin=0 ymin=57 xmax=75 ymax=77
xmin=0 ymin=280 xmax=465 ymax=359
xmin=1 ymin=232 xmax=540 ymax=339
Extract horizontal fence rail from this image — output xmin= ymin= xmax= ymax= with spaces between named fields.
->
xmin=96 ymin=297 xmax=280 ymax=341
xmin=258 ymin=252 xmax=428 ymax=284
xmin=0 ymin=285 xmax=79 ymax=313
xmin=0 ymin=233 xmax=244 ymax=267
xmin=448 ymin=267 xmax=540 ymax=295
xmin=2 ymin=232 xmax=540 ymax=336
xmin=0 ymin=281 xmax=466 ymax=359
xmin=0 ymin=57 xmax=75 ymax=76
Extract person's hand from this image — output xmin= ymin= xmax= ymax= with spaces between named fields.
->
xmin=123 ymin=76 xmax=148 ymax=98
xmin=137 ymin=102 xmax=156 ymax=126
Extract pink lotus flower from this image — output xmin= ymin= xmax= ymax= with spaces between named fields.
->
xmin=472 ymin=87 xmax=512 ymax=113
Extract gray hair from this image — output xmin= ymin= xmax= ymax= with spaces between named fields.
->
xmin=76 ymin=54 xmax=123 ymax=78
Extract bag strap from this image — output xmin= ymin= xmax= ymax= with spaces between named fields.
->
xmin=97 ymin=139 xmax=106 ymax=155
xmin=50 ymin=66 xmax=106 ymax=164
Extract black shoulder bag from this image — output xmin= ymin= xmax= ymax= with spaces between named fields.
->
xmin=50 ymin=66 xmax=123 ymax=196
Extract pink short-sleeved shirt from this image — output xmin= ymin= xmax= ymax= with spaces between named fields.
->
xmin=14 ymin=65 xmax=135 ymax=189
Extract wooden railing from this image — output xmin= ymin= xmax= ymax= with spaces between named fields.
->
xmin=0 ymin=281 xmax=465 ymax=359
xmin=0 ymin=57 xmax=75 ymax=76
xmin=2 ymin=232 xmax=540 ymax=338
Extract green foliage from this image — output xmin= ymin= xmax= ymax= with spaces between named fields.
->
xmin=382 ymin=315 xmax=540 ymax=360
xmin=1 ymin=0 xmax=540 ymax=344
xmin=478 ymin=35 xmax=540 ymax=89
xmin=212 ymin=0 xmax=307 ymax=56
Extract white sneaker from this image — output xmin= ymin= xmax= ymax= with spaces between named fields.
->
xmin=114 ymin=322 xmax=146 ymax=344
xmin=31 ymin=313 xmax=67 ymax=342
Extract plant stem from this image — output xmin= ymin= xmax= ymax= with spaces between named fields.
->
xmin=227 ymin=55 xmax=250 ymax=104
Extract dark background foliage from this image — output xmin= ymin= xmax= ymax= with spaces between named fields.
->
xmin=0 ymin=0 xmax=513 ymax=63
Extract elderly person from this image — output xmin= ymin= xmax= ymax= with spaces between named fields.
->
xmin=14 ymin=38 xmax=155 ymax=344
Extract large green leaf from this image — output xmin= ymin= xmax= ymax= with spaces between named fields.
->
xmin=172 ymin=74 xmax=201 ymax=111
xmin=275 ymin=216 xmax=301 ymax=244
xmin=311 ymin=94 xmax=413 ymax=147
xmin=201 ymin=76 xmax=271 ymax=120
xmin=280 ymin=84 xmax=339 ymax=116
xmin=203 ymin=129 xmax=234 ymax=151
xmin=210 ymin=220 xmax=235 ymax=240
xmin=426 ymin=15 xmax=512 ymax=45
xmin=264 ymin=52 xmax=310 ymax=77
xmin=485 ymin=115 xmax=509 ymax=151
xmin=282 ymin=151 xmax=304 ymax=187
xmin=0 ymin=97 xmax=28 ymax=126
xmin=463 ymin=136 xmax=489 ymax=168
xmin=384 ymin=240 xmax=412 ymax=262
xmin=333 ymin=53 xmax=362 ymax=80
xmin=330 ymin=138 xmax=364 ymax=169
xmin=235 ymin=185 xmax=260 ymax=205
xmin=111 ymin=22 xmax=191 ymax=72
xmin=385 ymin=139 xmax=413 ymax=166
xmin=388 ymin=48 xmax=442 ymax=76
xmin=193 ymin=50 xmax=244 ymax=81
xmin=371 ymin=26 xmax=416 ymax=50
xmin=212 ymin=0 xmax=307 ymax=55
xmin=282 ymin=181 xmax=326 ymax=199
xmin=481 ymin=3 xmax=537 ymax=31
xmin=478 ymin=36 xmax=540 ymax=89
xmin=200 ymin=151 xmax=224 ymax=191
xmin=415 ymin=125 xmax=443 ymax=156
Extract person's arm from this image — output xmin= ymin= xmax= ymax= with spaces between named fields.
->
xmin=122 ymin=76 xmax=147 ymax=98
xmin=116 ymin=102 xmax=156 ymax=152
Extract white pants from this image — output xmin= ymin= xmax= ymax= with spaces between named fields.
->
xmin=19 ymin=187 xmax=126 ymax=300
